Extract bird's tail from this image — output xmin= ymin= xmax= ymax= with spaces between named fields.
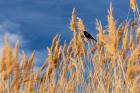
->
xmin=92 ymin=38 xmax=97 ymax=42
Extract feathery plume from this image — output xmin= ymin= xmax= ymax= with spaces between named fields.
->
xmin=130 ymin=0 xmax=137 ymax=12
xmin=70 ymin=8 xmax=77 ymax=32
xmin=77 ymin=17 xmax=86 ymax=33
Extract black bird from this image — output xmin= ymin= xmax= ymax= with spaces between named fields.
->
xmin=83 ymin=31 xmax=97 ymax=42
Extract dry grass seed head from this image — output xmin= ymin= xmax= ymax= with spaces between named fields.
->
xmin=126 ymin=65 xmax=140 ymax=82
xmin=21 ymin=51 xmax=28 ymax=70
xmin=132 ymin=76 xmax=140 ymax=93
xmin=70 ymin=8 xmax=77 ymax=32
xmin=130 ymin=0 xmax=137 ymax=12
xmin=128 ymin=47 xmax=140 ymax=66
xmin=1 ymin=36 xmax=12 ymax=70
xmin=96 ymin=19 xmax=106 ymax=43
xmin=122 ymin=21 xmax=129 ymax=50
xmin=51 ymin=34 xmax=59 ymax=51
xmin=77 ymin=17 xmax=86 ymax=33
xmin=27 ymin=52 xmax=35 ymax=71
xmin=106 ymin=2 xmax=118 ymax=55
xmin=107 ymin=2 xmax=116 ymax=42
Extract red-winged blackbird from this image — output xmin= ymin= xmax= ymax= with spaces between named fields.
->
xmin=83 ymin=31 xmax=97 ymax=42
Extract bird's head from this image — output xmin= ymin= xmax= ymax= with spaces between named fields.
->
xmin=83 ymin=30 xmax=87 ymax=34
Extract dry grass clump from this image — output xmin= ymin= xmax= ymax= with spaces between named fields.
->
xmin=0 ymin=1 xmax=140 ymax=93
